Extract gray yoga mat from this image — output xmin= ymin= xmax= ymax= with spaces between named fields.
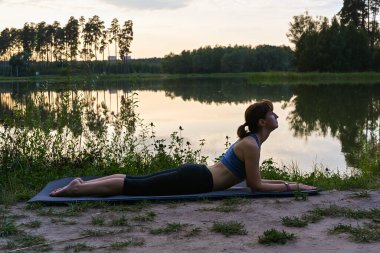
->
xmin=28 ymin=176 xmax=320 ymax=203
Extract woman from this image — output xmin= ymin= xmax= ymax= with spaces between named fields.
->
xmin=50 ymin=99 xmax=316 ymax=197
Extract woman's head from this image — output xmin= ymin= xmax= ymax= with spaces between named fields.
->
xmin=237 ymin=99 xmax=276 ymax=138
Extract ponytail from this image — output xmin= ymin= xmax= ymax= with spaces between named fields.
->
xmin=237 ymin=123 xmax=249 ymax=138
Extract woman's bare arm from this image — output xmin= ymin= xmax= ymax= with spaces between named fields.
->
xmin=241 ymin=141 xmax=315 ymax=192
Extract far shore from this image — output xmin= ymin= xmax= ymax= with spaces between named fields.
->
xmin=1 ymin=71 xmax=380 ymax=85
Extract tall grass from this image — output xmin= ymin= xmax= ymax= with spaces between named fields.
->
xmin=0 ymin=91 xmax=207 ymax=203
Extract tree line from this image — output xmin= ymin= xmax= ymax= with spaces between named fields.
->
xmin=1 ymin=0 xmax=378 ymax=76
xmin=288 ymin=0 xmax=380 ymax=71
xmin=161 ymin=45 xmax=295 ymax=73
xmin=0 ymin=16 xmax=133 ymax=75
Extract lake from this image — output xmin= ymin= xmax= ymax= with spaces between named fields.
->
xmin=1 ymin=78 xmax=379 ymax=174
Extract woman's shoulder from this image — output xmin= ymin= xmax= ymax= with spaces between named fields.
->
xmin=234 ymin=135 xmax=260 ymax=152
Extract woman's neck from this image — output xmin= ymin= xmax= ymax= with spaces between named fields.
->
xmin=254 ymin=129 xmax=271 ymax=144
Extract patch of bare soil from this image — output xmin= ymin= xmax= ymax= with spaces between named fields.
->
xmin=1 ymin=190 xmax=380 ymax=252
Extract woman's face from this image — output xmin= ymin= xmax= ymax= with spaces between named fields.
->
xmin=264 ymin=111 xmax=279 ymax=130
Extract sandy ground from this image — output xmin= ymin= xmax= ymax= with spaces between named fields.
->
xmin=1 ymin=190 xmax=380 ymax=253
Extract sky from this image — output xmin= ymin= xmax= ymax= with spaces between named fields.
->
xmin=0 ymin=0 xmax=343 ymax=58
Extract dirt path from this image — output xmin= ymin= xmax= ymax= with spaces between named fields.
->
xmin=1 ymin=190 xmax=380 ymax=252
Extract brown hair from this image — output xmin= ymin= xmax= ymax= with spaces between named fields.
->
xmin=237 ymin=99 xmax=273 ymax=138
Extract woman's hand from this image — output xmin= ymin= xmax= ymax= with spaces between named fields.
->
xmin=290 ymin=183 xmax=317 ymax=191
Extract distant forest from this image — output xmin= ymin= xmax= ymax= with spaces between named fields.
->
xmin=0 ymin=0 xmax=379 ymax=76
xmin=165 ymin=0 xmax=380 ymax=73
xmin=0 ymin=15 xmax=133 ymax=76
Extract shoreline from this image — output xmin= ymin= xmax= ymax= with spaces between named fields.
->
xmin=1 ymin=71 xmax=380 ymax=85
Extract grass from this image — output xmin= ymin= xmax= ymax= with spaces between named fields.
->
xmin=110 ymin=215 xmax=129 ymax=226
xmin=23 ymin=220 xmax=42 ymax=228
xmin=63 ymin=203 xmax=91 ymax=216
xmin=50 ymin=218 xmax=77 ymax=225
xmin=258 ymin=228 xmax=296 ymax=245
xmin=64 ymin=243 xmax=94 ymax=252
xmin=0 ymin=218 xmax=19 ymax=237
xmin=247 ymin=71 xmax=380 ymax=85
xmin=293 ymin=190 xmax=309 ymax=201
xmin=24 ymin=203 xmax=44 ymax=211
xmin=282 ymin=205 xmax=380 ymax=227
xmin=260 ymin=159 xmax=380 ymax=191
xmin=110 ymin=238 xmax=145 ymax=250
xmin=150 ymin=223 xmax=188 ymax=235
xmin=281 ymin=216 xmax=308 ymax=227
xmin=278 ymin=205 xmax=380 ymax=243
xmin=198 ymin=205 xmax=240 ymax=213
xmin=330 ymin=223 xmax=380 ymax=243
xmin=305 ymin=205 xmax=380 ymax=220
xmin=349 ymin=190 xmax=371 ymax=199
xmin=2 ymin=72 xmax=380 ymax=85
xmin=4 ymin=234 xmax=47 ymax=250
xmin=91 ymin=216 xmax=106 ymax=226
xmin=211 ymin=221 xmax=247 ymax=237
xmin=132 ymin=211 xmax=156 ymax=222
xmin=185 ymin=227 xmax=202 ymax=237
xmin=80 ymin=229 xmax=112 ymax=237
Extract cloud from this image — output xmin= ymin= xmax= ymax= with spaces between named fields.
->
xmin=101 ymin=0 xmax=192 ymax=10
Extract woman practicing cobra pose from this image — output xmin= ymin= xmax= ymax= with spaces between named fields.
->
xmin=50 ymin=99 xmax=316 ymax=197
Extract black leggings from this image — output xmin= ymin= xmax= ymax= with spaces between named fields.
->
xmin=123 ymin=164 xmax=213 ymax=196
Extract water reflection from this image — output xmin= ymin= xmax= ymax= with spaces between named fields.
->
xmin=286 ymin=84 xmax=380 ymax=168
xmin=0 ymin=79 xmax=379 ymax=173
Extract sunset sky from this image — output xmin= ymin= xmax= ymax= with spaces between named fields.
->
xmin=0 ymin=0 xmax=342 ymax=58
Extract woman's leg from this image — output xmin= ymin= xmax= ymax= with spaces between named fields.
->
xmin=124 ymin=164 xmax=213 ymax=196
xmin=50 ymin=177 xmax=124 ymax=196
xmin=49 ymin=169 xmax=177 ymax=197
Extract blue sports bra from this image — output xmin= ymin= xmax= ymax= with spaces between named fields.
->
xmin=220 ymin=133 xmax=261 ymax=180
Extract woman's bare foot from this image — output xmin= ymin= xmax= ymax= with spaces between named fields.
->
xmin=50 ymin=178 xmax=82 ymax=196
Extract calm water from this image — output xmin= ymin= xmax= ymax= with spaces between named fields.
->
xmin=1 ymin=78 xmax=379 ymax=173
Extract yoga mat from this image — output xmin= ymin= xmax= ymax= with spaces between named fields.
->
xmin=28 ymin=176 xmax=320 ymax=204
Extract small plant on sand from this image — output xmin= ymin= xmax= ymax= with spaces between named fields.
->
xmin=5 ymin=234 xmax=47 ymax=250
xmin=91 ymin=216 xmax=106 ymax=226
xmin=198 ymin=205 xmax=240 ymax=213
xmin=281 ymin=216 xmax=308 ymax=227
xmin=23 ymin=220 xmax=42 ymax=228
xmin=110 ymin=237 xmax=145 ymax=250
xmin=63 ymin=203 xmax=91 ymax=216
xmin=0 ymin=218 xmax=19 ymax=236
xmin=330 ymin=223 xmax=380 ymax=243
xmin=80 ymin=229 xmax=111 ymax=237
xmin=211 ymin=221 xmax=247 ymax=237
xmin=24 ymin=203 xmax=44 ymax=211
xmin=306 ymin=205 xmax=380 ymax=220
xmin=349 ymin=190 xmax=371 ymax=199
xmin=150 ymin=223 xmax=187 ymax=235
xmin=294 ymin=189 xmax=309 ymax=201
xmin=132 ymin=211 xmax=156 ymax=222
xmin=50 ymin=217 xmax=77 ymax=225
xmin=258 ymin=228 xmax=296 ymax=245
xmin=185 ymin=227 xmax=202 ymax=237
xmin=64 ymin=243 xmax=95 ymax=252
xmin=36 ymin=207 xmax=56 ymax=217
xmin=110 ymin=215 xmax=129 ymax=226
